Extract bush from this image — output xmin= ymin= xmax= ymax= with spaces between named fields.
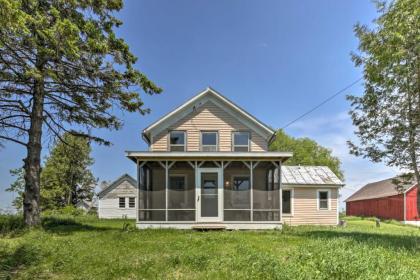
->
xmin=0 ymin=214 xmax=25 ymax=235
xmin=42 ymin=206 xmax=84 ymax=217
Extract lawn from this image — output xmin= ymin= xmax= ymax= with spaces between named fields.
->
xmin=1 ymin=216 xmax=419 ymax=280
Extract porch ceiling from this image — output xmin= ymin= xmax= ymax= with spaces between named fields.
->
xmin=125 ymin=151 xmax=292 ymax=162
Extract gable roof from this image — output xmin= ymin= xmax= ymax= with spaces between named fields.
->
xmin=142 ymin=87 xmax=276 ymax=144
xmin=97 ymin=174 xmax=137 ymax=199
xmin=280 ymin=166 xmax=343 ymax=186
xmin=345 ymin=176 xmax=418 ymax=202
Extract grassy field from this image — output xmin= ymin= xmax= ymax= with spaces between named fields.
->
xmin=0 ymin=215 xmax=419 ymax=280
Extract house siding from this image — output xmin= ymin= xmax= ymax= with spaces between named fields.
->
xmin=346 ymin=195 xmax=404 ymax=221
xmin=282 ymin=187 xmax=338 ymax=226
xmin=98 ymin=180 xmax=137 ymax=219
xmin=151 ymin=100 xmax=268 ymax=152
xmin=406 ymin=186 xmax=419 ymax=221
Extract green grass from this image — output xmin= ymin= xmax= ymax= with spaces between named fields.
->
xmin=1 ymin=215 xmax=419 ymax=279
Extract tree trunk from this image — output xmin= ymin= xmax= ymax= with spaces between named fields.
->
xmin=23 ymin=78 xmax=45 ymax=226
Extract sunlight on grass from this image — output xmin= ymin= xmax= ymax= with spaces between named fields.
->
xmin=1 ymin=215 xmax=419 ymax=279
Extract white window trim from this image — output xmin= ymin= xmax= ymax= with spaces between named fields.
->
xmin=317 ymin=189 xmax=331 ymax=211
xmin=169 ymin=130 xmax=186 ymax=151
xmin=232 ymin=131 xmax=251 ymax=152
xmin=282 ymin=188 xmax=294 ymax=216
xmin=118 ymin=197 xmax=126 ymax=209
xmin=200 ymin=131 xmax=219 ymax=152
xmin=168 ymin=174 xmax=188 ymax=208
xmin=128 ymin=197 xmax=136 ymax=208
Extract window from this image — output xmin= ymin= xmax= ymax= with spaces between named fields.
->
xmin=169 ymin=175 xmax=186 ymax=191
xmin=119 ymin=197 xmax=125 ymax=208
xmin=318 ymin=190 xmax=329 ymax=210
xmin=233 ymin=132 xmax=250 ymax=152
xmin=201 ymin=131 xmax=218 ymax=151
xmin=232 ymin=176 xmax=250 ymax=191
xmin=169 ymin=131 xmax=186 ymax=151
xmin=282 ymin=189 xmax=292 ymax=215
xmin=129 ymin=197 xmax=135 ymax=208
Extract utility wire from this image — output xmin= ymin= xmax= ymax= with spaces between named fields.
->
xmin=281 ymin=77 xmax=363 ymax=129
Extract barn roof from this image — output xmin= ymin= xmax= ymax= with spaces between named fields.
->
xmin=280 ymin=166 xmax=343 ymax=186
xmin=345 ymin=176 xmax=418 ymax=202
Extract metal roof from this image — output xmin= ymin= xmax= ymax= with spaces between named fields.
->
xmin=345 ymin=177 xmax=417 ymax=202
xmin=280 ymin=166 xmax=343 ymax=186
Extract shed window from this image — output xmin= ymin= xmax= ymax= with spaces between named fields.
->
xmin=233 ymin=132 xmax=250 ymax=152
xmin=129 ymin=197 xmax=135 ymax=208
xmin=201 ymin=131 xmax=218 ymax=151
xmin=318 ymin=190 xmax=329 ymax=210
xmin=169 ymin=131 xmax=186 ymax=151
xmin=282 ymin=190 xmax=292 ymax=214
xmin=119 ymin=197 xmax=126 ymax=208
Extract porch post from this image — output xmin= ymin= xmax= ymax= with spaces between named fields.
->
xmin=250 ymin=161 xmax=253 ymax=222
xmin=136 ymin=159 xmax=139 ymax=223
xmin=278 ymin=160 xmax=282 ymax=223
xmin=165 ymin=161 xmax=168 ymax=222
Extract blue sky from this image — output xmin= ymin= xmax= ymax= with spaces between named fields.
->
xmin=0 ymin=0 xmax=398 ymax=211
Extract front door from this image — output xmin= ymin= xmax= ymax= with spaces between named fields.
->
xmin=197 ymin=168 xmax=222 ymax=222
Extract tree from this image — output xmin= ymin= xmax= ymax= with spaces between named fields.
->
xmin=5 ymin=168 xmax=25 ymax=210
xmin=348 ymin=0 xmax=419 ymax=199
xmin=0 ymin=1 xmax=161 ymax=226
xmin=269 ymin=130 xmax=344 ymax=180
xmin=41 ymin=133 xmax=97 ymax=210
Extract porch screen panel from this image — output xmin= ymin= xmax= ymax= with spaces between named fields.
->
xmin=253 ymin=162 xmax=280 ymax=221
xmin=224 ymin=162 xmax=251 ymax=221
xmin=138 ymin=162 xmax=165 ymax=221
xmin=168 ymin=162 xmax=195 ymax=221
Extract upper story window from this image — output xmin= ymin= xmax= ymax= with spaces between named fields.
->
xmin=201 ymin=131 xmax=218 ymax=152
xmin=232 ymin=131 xmax=250 ymax=152
xmin=169 ymin=131 xmax=186 ymax=151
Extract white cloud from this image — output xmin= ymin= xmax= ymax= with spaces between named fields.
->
xmin=286 ymin=112 xmax=400 ymax=210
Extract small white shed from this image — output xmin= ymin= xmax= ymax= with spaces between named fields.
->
xmin=98 ymin=174 xmax=137 ymax=219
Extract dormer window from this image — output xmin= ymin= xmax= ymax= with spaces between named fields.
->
xmin=201 ymin=131 xmax=218 ymax=152
xmin=233 ymin=131 xmax=250 ymax=152
xmin=169 ymin=131 xmax=186 ymax=151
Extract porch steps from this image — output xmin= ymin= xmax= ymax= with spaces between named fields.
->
xmin=191 ymin=224 xmax=227 ymax=230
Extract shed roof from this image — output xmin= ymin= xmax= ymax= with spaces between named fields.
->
xmin=280 ymin=166 xmax=343 ymax=186
xmin=345 ymin=176 xmax=418 ymax=202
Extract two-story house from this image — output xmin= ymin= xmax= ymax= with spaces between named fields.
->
xmin=123 ymin=87 xmax=343 ymax=229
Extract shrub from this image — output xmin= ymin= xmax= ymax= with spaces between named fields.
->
xmin=42 ymin=206 xmax=84 ymax=217
xmin=0 ymin=214 xmax=25 ymax=235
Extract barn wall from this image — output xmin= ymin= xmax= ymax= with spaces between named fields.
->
xmin=405 ymin=185 xmax=419 ymax=221
xmin=346 ymin=195 xmax=404 ymax=221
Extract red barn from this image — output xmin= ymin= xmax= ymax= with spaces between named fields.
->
xmin=345 ymin=177 xmax=419 ymax=226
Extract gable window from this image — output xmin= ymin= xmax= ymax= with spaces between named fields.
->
xmin=119 ymin=197 xmax=125 ymax=208
xmin=169 ymin=131 xmax=186 ymax=151
xmin=129 ymin=197 xmax=135 ymax=208
xmin=201 ymin=131 xmax=218 ymax=152
xmin=282 ymin=189 xmax=292 ymax=215
xmin=233 ymin=132 xmax=250 ymax=152
xmin=318 ymin=190 xmax=330 ymax=210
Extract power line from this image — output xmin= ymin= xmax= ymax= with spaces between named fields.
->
xmin=281 ymin=77 xmax=363 ymax=129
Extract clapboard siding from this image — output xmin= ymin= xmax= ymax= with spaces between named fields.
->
xmin=98 ymin=180 xmax=137 ymax=219
xmin=283 ymin=187 xmax=338 ymax=226
xmin=151 ymin=100 xmax=268 ymax=152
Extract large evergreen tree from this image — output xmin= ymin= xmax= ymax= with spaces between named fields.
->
xmin=41 ymin=133 xmax=96 ymax=209
xmin=270 ymin=130 xmax=344 ymax=180
xmin=348 ymin=0 xmax=419 ymax=197
xmin=0 ymin=1 xmax=161 ymax=225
